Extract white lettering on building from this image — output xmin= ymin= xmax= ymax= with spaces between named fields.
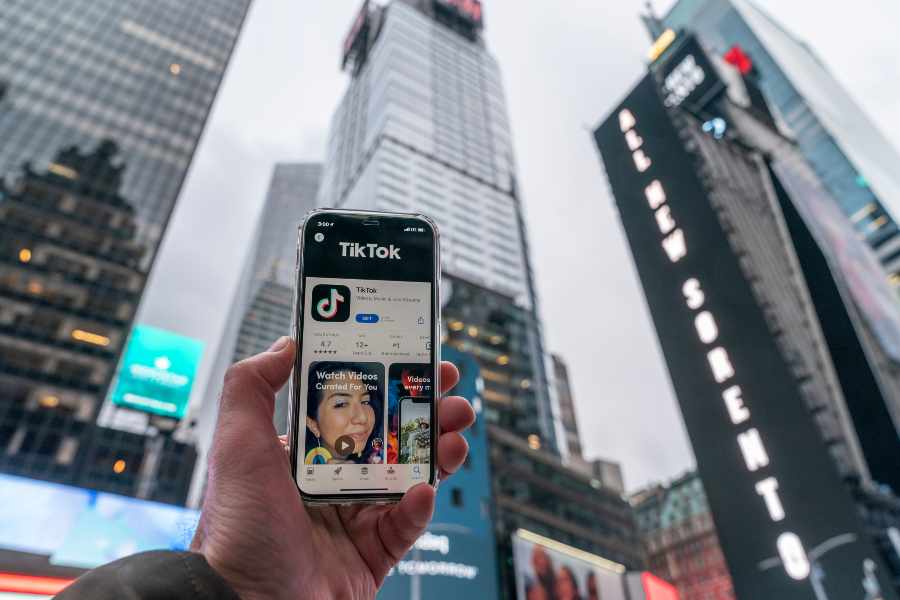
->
xmin=616 ymin=106 xmax=810 ymax=581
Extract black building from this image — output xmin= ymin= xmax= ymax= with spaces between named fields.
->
xmin=594 ymin=33 xmax=900 ymax=598
xmin=0 ymin=1 xmax=251 ymax=504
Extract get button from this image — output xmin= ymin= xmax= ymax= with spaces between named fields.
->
xmin=356 ymin=314 xmax=379 ymax=324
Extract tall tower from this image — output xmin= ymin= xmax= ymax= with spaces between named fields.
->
xmin=319 ymin=0 xmax=558 ymax=455
xmin=0 ymin=1 xmax=251 ymax=502
xmin=189 ymin=163 xmax=322 ymax=505
xmin=323 ymin=3 xmax=644 ymax=595
xmin=650 ymin=0 xmax=900 ymax=287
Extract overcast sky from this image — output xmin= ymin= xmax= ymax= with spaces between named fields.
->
xmin=140 ymin=0 xmax=900 ymax=492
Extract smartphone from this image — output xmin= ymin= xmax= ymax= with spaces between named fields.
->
xmin=288 ymin=209 xmax=440 ymax=504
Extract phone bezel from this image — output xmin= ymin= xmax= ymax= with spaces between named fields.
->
xmin=287 ymin=208 xmax=441 ymax=504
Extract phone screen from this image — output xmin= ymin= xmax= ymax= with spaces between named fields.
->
xmin=291 ymin=211 xmax=437 ymax=500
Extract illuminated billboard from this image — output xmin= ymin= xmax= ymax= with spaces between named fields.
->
xmin=594 ymin=73 xmax=897 ymax=599
xmin=109 ymin=324 xmax=204 ymax=419
xmin=0 ymin=474 xmax=198 ymax=596
xmin=434 ymin=0 xmax=483 ymax=30
xmin=511 ymin=529 xmax=627 ymax=600
xmin=626 ymin=572 xmax=680 ymax=600
xmin=378 ymin=347 xmax=499 ymax=599
xmin=653 ymin=34 xmax=725 ymax=113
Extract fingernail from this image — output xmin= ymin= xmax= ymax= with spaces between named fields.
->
xmin=268 ymin=336 xmax=290 ymax=352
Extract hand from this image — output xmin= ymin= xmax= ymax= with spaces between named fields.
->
xmin=190 ymin=337 xmax=475 ymax=600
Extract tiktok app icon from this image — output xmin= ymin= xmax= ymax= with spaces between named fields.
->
xmin=311 ymin=284 xmax=351 ymax=322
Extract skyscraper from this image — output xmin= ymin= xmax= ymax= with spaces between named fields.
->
xmin=594 ymin=32 xmax=900 ymax=597
xmin=646 ymin=0 xmax=900 ymax=286
xmin=320 ymin=2 xmax=643 ymax=595
xmin=319 ymin=0 xmax=556 ymax=454
xmin=0 ymin=0 xmax=251 ymax=502
xmin=189 ymin=163 xmax=322 ymax=504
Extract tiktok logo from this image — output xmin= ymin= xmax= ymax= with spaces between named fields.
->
xmin=312 ymin=284 xmax=351 ymax=322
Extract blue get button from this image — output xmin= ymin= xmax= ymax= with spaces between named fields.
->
xmin=356 ymin=314 xmax=379 ymax=324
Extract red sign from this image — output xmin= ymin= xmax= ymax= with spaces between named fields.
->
xmin=723 ymin=44 xmax=753 ymax=75
xmin=642 ymin=572 xmax=679 ymax=600
xmin=436 ymin=0 xmax=483 ymax=27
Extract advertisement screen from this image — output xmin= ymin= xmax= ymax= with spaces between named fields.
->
xmin=771 ymin=159 xmax=900 ymax=362
xmin=0 ymin=474 xmax=198 ymax=596
xmin=109 ymin=325 xmax=204 ymax=419
xmin=378 ymin=348 xmax=499 ymax=600
xmin=511 ymin=530 xmax=626 ymax=600
xmin=594 ymin=74 xmax=897 ymax=599
xmin=434 ymin=0 xmax=483 ymax=29
xmin=652 ymin=34 xmax=725 ymax=113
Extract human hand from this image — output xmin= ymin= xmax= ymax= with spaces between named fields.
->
xmin=190 ymin=337 xmax=475 ymax=600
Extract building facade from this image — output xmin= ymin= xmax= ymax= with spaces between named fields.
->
xmin=632 ymin=472 xmax=735 ymax=600
xmin=490 ymin=424 xmax=643 ymax=595
xmin=594 ymin=32 xmax=900 ymax=597
xmin=319 ymin=0 xmax=557 ymax=454
xmin=648 ymin=0 xmax=900 ymax=285
xmin=0 ymin=0 xmax=251 ymax=503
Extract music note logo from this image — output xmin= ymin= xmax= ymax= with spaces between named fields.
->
xmin=312 ymin=284 xmax=351 ymax=322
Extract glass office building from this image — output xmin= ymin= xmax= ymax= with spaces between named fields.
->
xmin=651 ymin=0 xmax=900 ymax=285
xmin=0 ymin=0 xmax=251 ymax=502
xmin=319 ymin=0 xmax=557 ymax=454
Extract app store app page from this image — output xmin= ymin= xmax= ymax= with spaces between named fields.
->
xmin=298 ymin=277 xmax=433 ymax=495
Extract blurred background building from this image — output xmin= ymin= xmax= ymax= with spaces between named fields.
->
xmin=0 ymin=0 xmax=251 ymax=504
xmin=631 ymin=472 xmax=735 ymax=600
xmin=595 ymin=29 xmax=900 ymax=598
xmin=646 ymin=0 xmax=900 ymax=288
xmin=187 ymin=163 xmax=321 ymax=504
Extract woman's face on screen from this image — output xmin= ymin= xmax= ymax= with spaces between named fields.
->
xmin=312 ymin=375 xmax=375 ymax=455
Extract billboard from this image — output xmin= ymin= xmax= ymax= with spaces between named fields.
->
xmin=378 ymin=347 xmax=499 ymax=599
xmin=594 ymin=74 xmax=897 ymax=599
xmin=652 ymin=34 xmax=725 ymax=114
xmin=511 ymin=529 xmax=627 ymax=600
xmin=434 ymin=0 xmax=484 ymax=30
xmin=0 ymin=474 xmax=198 ymax=596
xmin=771 ymin=160 xmax=900 ymax=363
xmin=109 ymin=325 xmax=203 ymax=419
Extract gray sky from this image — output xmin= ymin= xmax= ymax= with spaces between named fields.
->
xmin=140 ymin=0 xmax=900 ymax=492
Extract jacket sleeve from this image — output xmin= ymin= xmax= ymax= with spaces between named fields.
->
xmin=54 ymin=550 xmax=241 ymax=600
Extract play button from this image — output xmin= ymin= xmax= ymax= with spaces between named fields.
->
xmin=335 ymin=435 xmax=355 ymax=459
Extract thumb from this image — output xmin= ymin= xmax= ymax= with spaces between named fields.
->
xmin=218 ymin=337 xmax=295 ymax=428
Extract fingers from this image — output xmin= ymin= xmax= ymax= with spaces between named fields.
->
xmin=437 ymin=432 xmax=468 ymax=476
xmin=219 ymin=337 xmax=295 ymax=425
xmin=438 ymin=396 xmax=475 ymax=433
xmin=378 ymin=483 xmax=436 ymax=562
xmin=439 ymin=362 xmax=459 ymax=395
